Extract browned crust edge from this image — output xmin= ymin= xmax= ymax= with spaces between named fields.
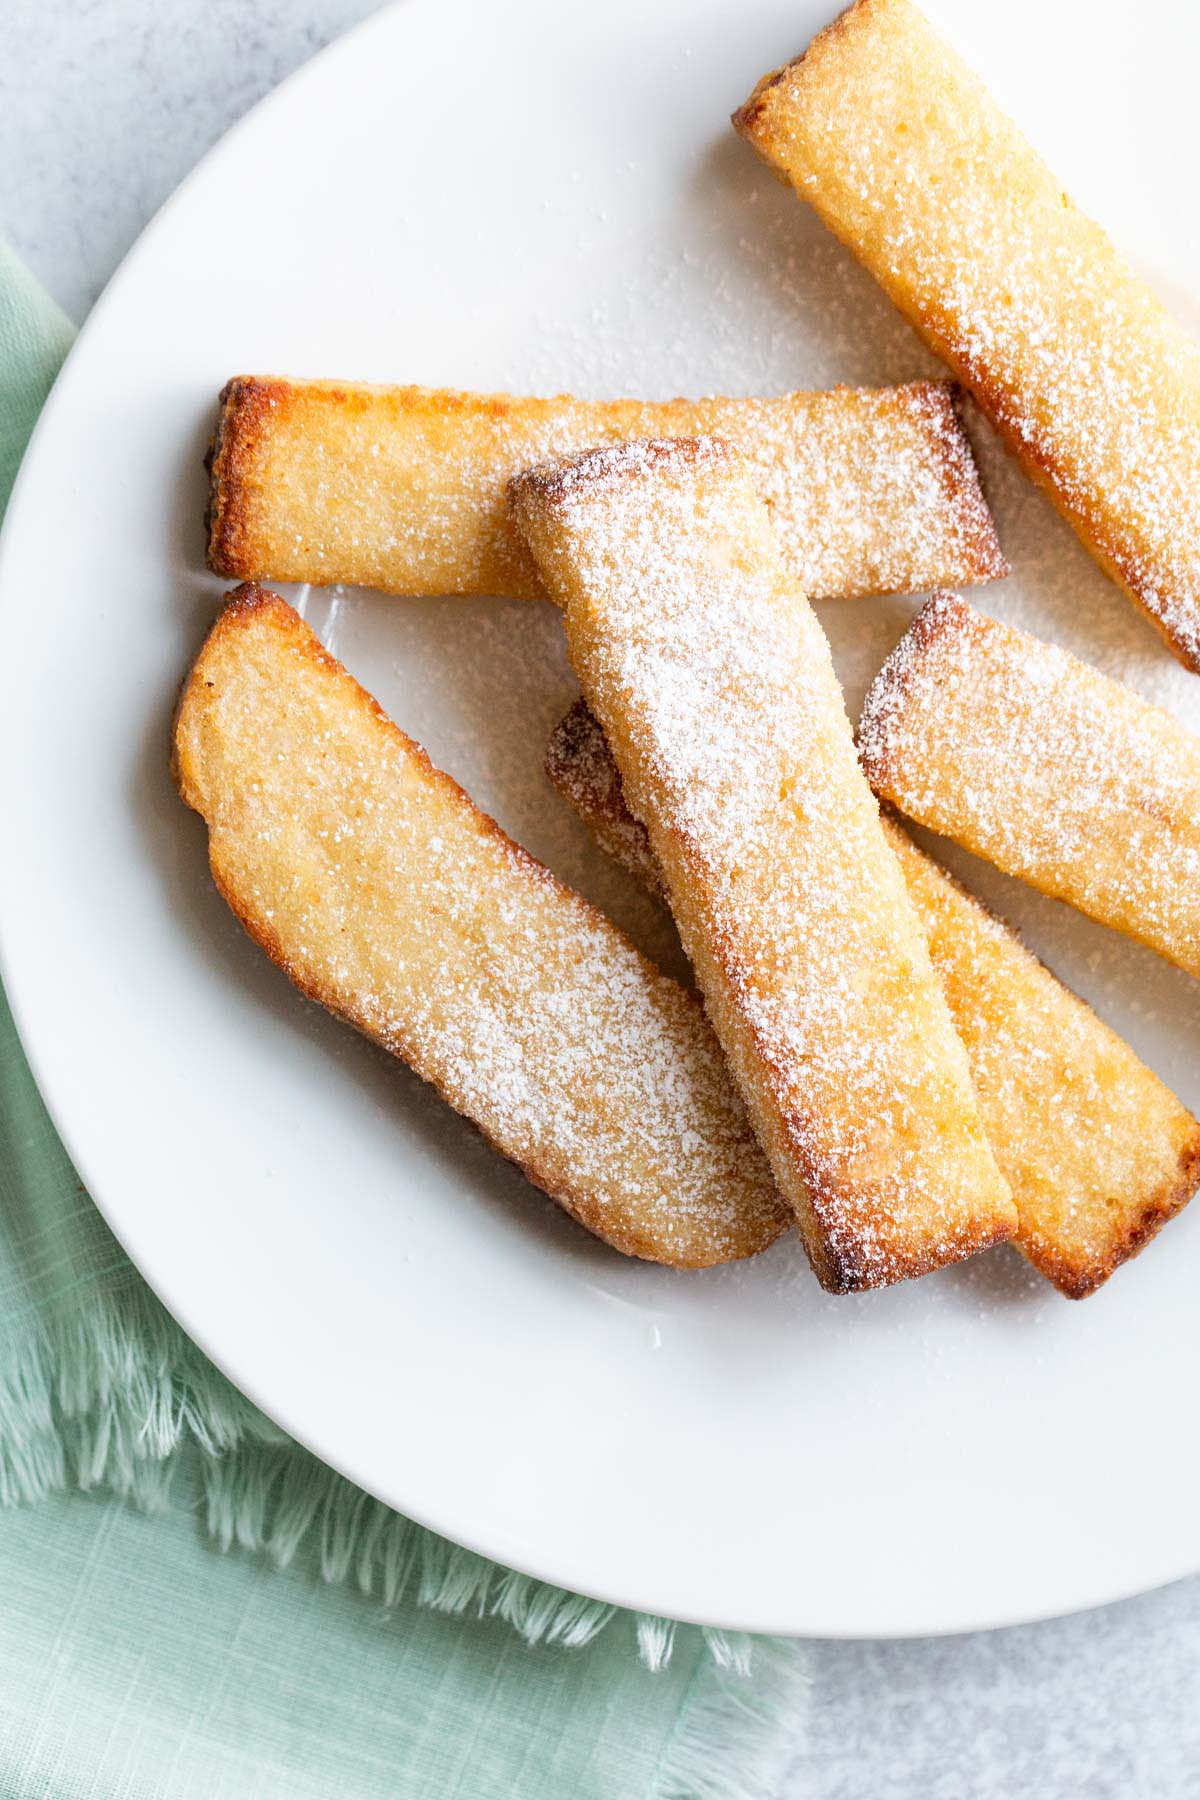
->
xmin=856 ymin=590 xmax=975 ymax=794
xmin=544 ymin=701 xmax=666 ymax=899
xmin=174 ymin=585 xmax=790 ymax=1270
xmin=898 ymin=334 xmax=1200 ymax=671
xmin=545 ymin=698 xmax=624 ymax=818
xmin=1026 ymin=1134 xmax=1200 ymax=1300
xmin=814 ymin=1209 xmax=1016 ymax=1295
xmin=205 ymin=378 xmax=292 ymax=578
xmin=507 ymin=435 xmax=740 ymax=520
xmin=1009 ymin=442 xmax=1200 ymax=674
xmin=731 ymin=0 xmax=878 ymax=140
xmin=914 ymin=382 xmax=1009 ymax=584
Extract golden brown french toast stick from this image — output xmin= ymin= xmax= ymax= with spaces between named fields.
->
xmin=859 ymin=594 xmax=1200 ymax=981
xmin=207 ymin=376 xmax=1004 ymax=602
xmin=735 ymin=0 xmax=1200 ymax=669
xmin=173 ymin=586 xmax=789 ymax=1269
xmin=889 ymin=826 xmax=1200 ymax=1295
xmin=512 ymin=439 xmax=1016 ymax=1293
xmin=548 ymin=700 xmax=1200 ymax=1297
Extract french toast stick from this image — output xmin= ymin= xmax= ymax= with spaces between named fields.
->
xmin=859 ymin=594 xmax=1200 ymax=982
xmin=207 ymin=376 xmax=1005 ymax=602
xmin=734 ymin=0 xmax=1200 ymax=670
xmin=172 ymin=586 xmax=789 ymax=1269
xmin=548 ymin=700 xmax=1200 ymax=1298
xmin=511 ymin=438 xmax=1017 ymax=1293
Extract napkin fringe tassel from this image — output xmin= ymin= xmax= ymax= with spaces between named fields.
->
xmin=0 ymin=1275 xmax=792 ymax=1677
xmin=651 ymin=1634 xmax=813 ymax=1800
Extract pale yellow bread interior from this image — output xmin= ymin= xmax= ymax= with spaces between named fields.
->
xmin=511 ymin=437 xmax=1016 ymax=1293
xmin=207 ymin=375 xmax=1005 ymax=603
xmin=735 ymin=0 xmax=1200 ymax=670
xmin=173 ymin=586 xmax=790 ymax=1270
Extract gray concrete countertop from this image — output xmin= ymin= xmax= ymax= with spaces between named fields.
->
xmin=4 ymin=3 xmax=1198 ymax=1794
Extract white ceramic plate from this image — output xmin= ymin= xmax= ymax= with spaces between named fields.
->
xmin=2 ymin=0 xmax=1199 ymax=1639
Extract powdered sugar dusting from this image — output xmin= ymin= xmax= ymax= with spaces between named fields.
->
xmin=740 ymin=0 xmax=1200 ymax=666
xmin=514 ymin=443 xmax=1014 ymax=1290
xmin=178 ymin=594 xmax=788 ymax=1269
xmin=548 ymin=694 xmax=1200 ymax=1296
xmin=859 ymin=594 xmax=1200 ymax=980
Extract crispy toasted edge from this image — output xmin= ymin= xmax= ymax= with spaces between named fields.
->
xmin=172 ymin=583 xmax=789 ymax=1270
xmin=857 ymin=590 xmax=977 ymax=796
xmin=550 ymin=697 xmax=1200 ymax=1296
xmin=1032 ymin=476 xmax=1200 ymax=675
xmin=1033 ymin=1144 xmax=1200 ymax=1300
xmin=905 ymin=382 xmax=1008 ymax=584
xmin=811 ymin=1182 xmax=1015 ymax=1293
xmin=733 ymin=0 xmax=1200 ymax=671
xmin=205 ymin=378 xmax=290 ymax=577
xmin=544 ymin=699 xmax=666 ymax=899
xmin=507 ymin=434 xmax=743 ymax=520
xmin=732 ymin=0 xmax=897 ymax=145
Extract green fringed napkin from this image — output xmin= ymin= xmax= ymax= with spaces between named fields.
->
xmin=0 ymin=239 xmax=808 ymax=1797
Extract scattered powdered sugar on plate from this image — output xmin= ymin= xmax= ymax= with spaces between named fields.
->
xmin=490 ymin=163 xmax=944 ymax=401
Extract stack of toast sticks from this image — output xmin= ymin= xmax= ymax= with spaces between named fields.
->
xmin=175 ymin=0 xmax=1200 ymax=1300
